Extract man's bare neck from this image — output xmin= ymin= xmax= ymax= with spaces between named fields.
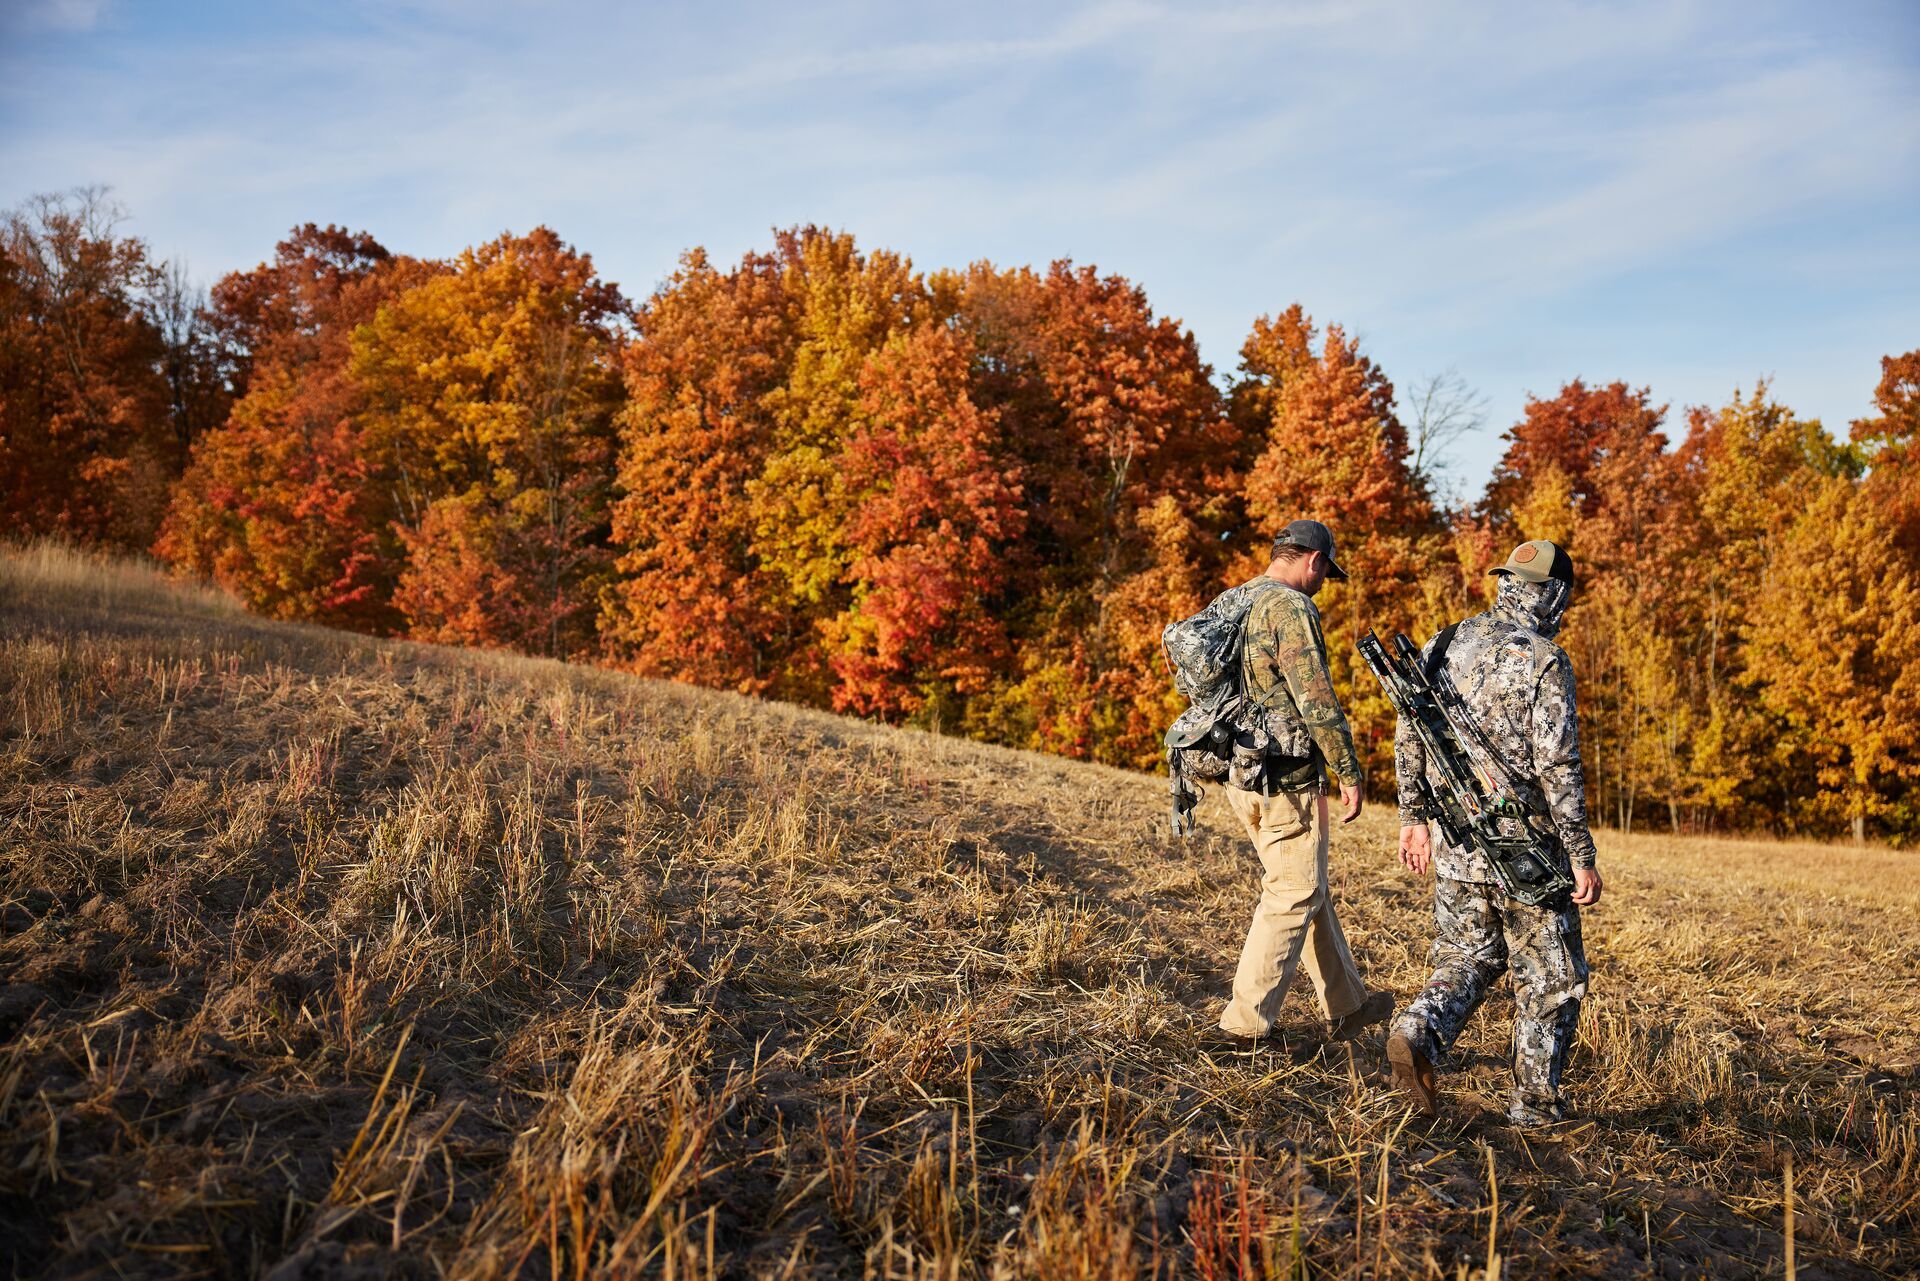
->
xmin=1265 ymin=562 xmax=1312 ymax=592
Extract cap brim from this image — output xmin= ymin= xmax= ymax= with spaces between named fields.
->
xmin=1325 ymin=558 xmax=1349 ymax=581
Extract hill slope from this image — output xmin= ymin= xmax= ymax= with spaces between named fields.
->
xmin=1 ymin=546 xmax=1915 ymax=1279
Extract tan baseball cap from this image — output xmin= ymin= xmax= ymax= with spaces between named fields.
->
xmin=1490 ymin=539 xmax=1575 ymax=589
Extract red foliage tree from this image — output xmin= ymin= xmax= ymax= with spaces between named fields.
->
xmin=1483 ymin=379 xmax=1667 ymax=519
xmin=1854 ymin=348 xmax=1920 ymax=555
xmin=604 ymin=242 xmax=805 ymax=689
xmin=0 ymin=188 xmax=175 ymax=548
xmin=938 ymin=261 xmax=1235 ymax=763
xmin=206 ymin=224 xmax=392 ymax=399
xmin=156 ymin=229 xmax=433 ymax=628
xmin=824 ymin=325 xmax=1023 ymax=718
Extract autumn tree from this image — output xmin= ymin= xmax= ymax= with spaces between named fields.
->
xmin=1476 ymin=380 xmax=1684 ymax=829
xmin=1564 ymin=389 xmax=1696 ymax=832
xmin=1483 ymin=379 xmax=1667 ymax=519
xmin=1665 ymin=386 xmax=1860 ymax=830
xmin=1746 ymin=472 xmax=1920 ymax=842
xmin=604 ymin=233 xmax=842 ymax=692
xmin=741 ymin=231 xmax=929 ymax=702
xmin=939 ymin=261 xmax=1234 ymax=764
xmin=1233 ymin=305 xmax=1445 ymax=780
xmin=1477 ymin=379 xmax=1870 ymax=835
xmin=1853 ymin=348 xmax=1920 ymax=555
xmin=823 ymin=325 xmax=1023 ymax=719
xmin=351 ymin=228 xmax=627 ymax=656
xmin=156 ymin=227 xmax=433 ymax=629
xmin=0 ymin=187 xmax=178 ymax=548
xmin=205 ymin=224 xmax=393 ymax=399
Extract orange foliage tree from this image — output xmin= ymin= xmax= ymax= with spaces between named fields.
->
xmin=0 ymin=188 xmax=179 ymax=548
xmin=1234 ymin=305 xmax=1446 ymax=782
xmin=351 ymin=228 xmax=628 ymax=656
xmin=156 ymin=227 xmax=436 ymax=628
xmin=1746 ymin=472 xmax=1920 ymax=840
xmin=1854 ymin=348 xmax=1920 ymax=555
xmin=605 ymin=233 xmax=835 ymax=694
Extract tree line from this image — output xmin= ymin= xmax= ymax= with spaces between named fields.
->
xmin=4 ymin=188 xmax=1916 ymax=842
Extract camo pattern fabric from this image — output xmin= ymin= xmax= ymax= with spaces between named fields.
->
xmin=1394 ymin=574 xmax=1598 ymax=881
xmin=1240 ymin=581 xmax=1363 ymax=792
xmin=1389 ymin=875 xmax=1589 ymax=1124
xmin=1163 ymin=577 xmax=1286 ymax=712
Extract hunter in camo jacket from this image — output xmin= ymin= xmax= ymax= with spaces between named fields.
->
xmin=1386 ymin=540 xmax=1603 ymax=1126
xmin=1214 ymin=521 xmax=1393 ymax=1045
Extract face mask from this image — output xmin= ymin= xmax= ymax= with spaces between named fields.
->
xmin=1496 ymin=575 xmax=1571 ymax=638
xmin=1531 ymin=578 xmax=1571 ymax=638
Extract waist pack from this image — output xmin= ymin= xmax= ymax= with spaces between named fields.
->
xmin=1161 ymin=579 xmax=1313 ymax=834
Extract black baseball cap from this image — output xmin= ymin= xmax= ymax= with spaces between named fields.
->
xmin=1271 ymin=519 xmax=1349 ymax=580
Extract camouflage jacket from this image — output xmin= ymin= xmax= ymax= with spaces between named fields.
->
xmin=1394 ymin=577 xmax=1599 ymax=880
xmin=1241 ymin=580 xmax=1364 ymax=793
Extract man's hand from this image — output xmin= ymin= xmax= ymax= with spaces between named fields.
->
xmin=1339 ymin=780 xmax=1363 ymax=824
xmin=1571 ymin=865 xmax=1603 ymax=906
xmin=1398 ymin=823 xmax=1432 ymax=875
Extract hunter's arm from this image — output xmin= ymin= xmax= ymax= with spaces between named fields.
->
xmin=1274 ymin=596 xmax=1364 ymax=788
xmin=1394 ymin=714 xmax=1430 ymax=824
xmin=1531 ymin=652 xmax=1599 ymax=869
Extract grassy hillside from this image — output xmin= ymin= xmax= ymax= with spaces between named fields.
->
xmin=1 ymin=544 xmax=1914 ymax=1279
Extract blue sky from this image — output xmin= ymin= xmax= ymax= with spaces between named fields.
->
xmin=4 ymin=0 xmax=1916 ymax=494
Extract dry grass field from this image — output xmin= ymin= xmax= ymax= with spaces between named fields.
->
xmin=2 ymin=544 xmax=1915 ymax=1280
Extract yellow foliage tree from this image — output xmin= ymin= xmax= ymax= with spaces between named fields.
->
xmin=1746 ymin=475 xmax=1920 ymax=841
xmin=351 ymin=228 xmax=626 ymax=656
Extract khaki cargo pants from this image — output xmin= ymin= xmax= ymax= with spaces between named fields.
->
xmin=1218 ymin=785 xmax=1369 ymax=1037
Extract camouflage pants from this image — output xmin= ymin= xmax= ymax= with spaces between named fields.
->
xmin=1390 ymin=877 xmax=1588 ymax=1122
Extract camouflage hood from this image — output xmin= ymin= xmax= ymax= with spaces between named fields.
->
xmin=1490 ymin=574 xmax=1571 ymax=640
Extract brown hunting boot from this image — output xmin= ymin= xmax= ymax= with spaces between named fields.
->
xmin=1386 ymin=1025 xmax=1439 ymax=1115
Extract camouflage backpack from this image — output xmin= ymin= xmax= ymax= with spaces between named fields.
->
xmin=1161 ymin=577 xmax=1286 ymax=835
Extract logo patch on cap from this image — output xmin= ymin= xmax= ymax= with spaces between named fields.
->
xmin=1513 ymin=544 xmax=1538 ymax=564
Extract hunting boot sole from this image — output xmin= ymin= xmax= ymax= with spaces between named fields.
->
xmin=1386 ymin=1028 xmax=1439 ymax=1115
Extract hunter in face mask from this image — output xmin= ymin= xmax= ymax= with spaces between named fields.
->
xmin=1385 ymin=539 xmax=1605 ymax=1127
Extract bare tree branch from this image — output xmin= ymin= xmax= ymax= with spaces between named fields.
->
xmin=1404 ymin=368 xmax=1488 ymax=494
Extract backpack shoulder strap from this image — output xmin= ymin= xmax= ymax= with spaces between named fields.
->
xmin=1424 ymin=621 xmax=1462 ymax=681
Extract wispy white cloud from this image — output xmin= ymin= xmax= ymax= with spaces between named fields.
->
xmin=20 ymin=0 xmax=110 ymax=31
xmin=3 ymin=0 xmax=1914 ymax=477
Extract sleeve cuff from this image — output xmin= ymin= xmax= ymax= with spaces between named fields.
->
xmin=1562 ymin=831 xmax=1598 ymax=870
